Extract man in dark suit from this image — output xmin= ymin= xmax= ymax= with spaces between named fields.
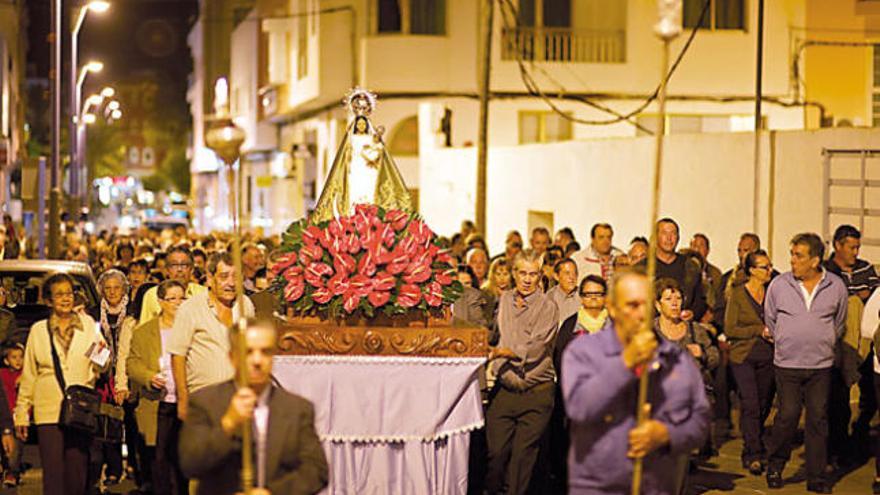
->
xmin=179 ymin=319 xmax=328 ymax=495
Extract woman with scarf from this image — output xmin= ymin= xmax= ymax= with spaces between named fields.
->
xmin=554 ymin=275 xmax=609 ymax=377
xmin=544 ymin=274 xmax=609 ymax=491
xmin=90 ymin=269 xmax=135 ymax=488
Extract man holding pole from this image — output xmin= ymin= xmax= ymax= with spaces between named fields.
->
xmin=179 ymin=318 xmax=328 ymax=495
xmin=562 ymin=270 xmax=710 ymax=494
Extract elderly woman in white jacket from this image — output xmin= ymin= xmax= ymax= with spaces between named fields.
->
xmin=14 ymin=272 xmax=107 ymax=495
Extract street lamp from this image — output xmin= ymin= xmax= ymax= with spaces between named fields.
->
xmin=75 ymin=91 xmax=109 ymax=216
xmin=102 ymin=100 xmax=119 ymax=119
xmin=72 ymin=60 xmax=102 ymax=201
xmin=69 ymin=1 xmax=110 ymax=214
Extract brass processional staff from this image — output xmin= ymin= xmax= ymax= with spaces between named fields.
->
xmin=204 ymin=78 xmax=254 ymax=493
xmin=632 ymin=1 xmax=682 ymax=494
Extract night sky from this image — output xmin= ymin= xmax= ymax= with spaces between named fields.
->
xmin=27 ymin=0 xmax=198 ymax=123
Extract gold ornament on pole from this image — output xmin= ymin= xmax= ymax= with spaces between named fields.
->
xmin=204 ymin=76 xmax=253 ymax=493
xmin=631 ymin=2 xmax=681 ymax=495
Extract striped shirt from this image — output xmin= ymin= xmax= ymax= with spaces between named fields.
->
xmin=823 ymin=257 xmax=879 ymax=300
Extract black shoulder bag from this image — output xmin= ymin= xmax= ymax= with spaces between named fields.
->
xmin=46 ymin=325 xmax=107 ymax=437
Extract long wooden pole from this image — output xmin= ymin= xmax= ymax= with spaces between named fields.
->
xmin=229 ymin=162 xmax=253 ymax=492
xmin=476 ymin=0 xmax=494 ymax=236
xmin=632 ymin=37 xmax=671 ymax=495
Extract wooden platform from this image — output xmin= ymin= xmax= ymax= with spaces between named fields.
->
xmin=276 ymin=316 xmax=488 ymax=358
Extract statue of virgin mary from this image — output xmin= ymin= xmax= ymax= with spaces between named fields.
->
xmin=310 ymin=88 xmax=413 ymax=224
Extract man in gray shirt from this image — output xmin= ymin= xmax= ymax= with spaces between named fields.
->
xmin=486 ymin=250 xmax=559 ymax=495
xmin=764 ymin=233 xmax=847 ymax=493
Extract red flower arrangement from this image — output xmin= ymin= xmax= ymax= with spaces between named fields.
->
xmin=270 ymin=204 xmax=463 ymax=320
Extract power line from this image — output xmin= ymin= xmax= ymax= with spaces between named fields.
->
xmin=498 ymin=0 xmax=711 ymax=133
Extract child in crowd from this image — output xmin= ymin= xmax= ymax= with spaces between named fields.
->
xmin=1 ymin=344 xmax=23 ymax=487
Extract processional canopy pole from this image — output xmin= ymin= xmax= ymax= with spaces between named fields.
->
xmin=632 ymin=2 xmax=682 ymax=495
xmin=204 ymin=76 xmax=253 ymax=493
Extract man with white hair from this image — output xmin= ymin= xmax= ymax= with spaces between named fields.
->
xmin=486 ymin=249 xmax=559 ymax=495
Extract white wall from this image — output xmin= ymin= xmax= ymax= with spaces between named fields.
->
xmin=419 ymin=127 xmax=880 ymax=271
xmin=231 ymin=12 xmax=278 ymax=152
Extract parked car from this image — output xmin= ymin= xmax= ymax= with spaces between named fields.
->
xmin=0 ymin=260 xmax=99 ymax=344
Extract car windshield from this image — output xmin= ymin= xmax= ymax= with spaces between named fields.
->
xmin=0 ymin=271 xmax=98 ymax=308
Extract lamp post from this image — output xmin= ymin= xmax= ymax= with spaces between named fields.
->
xmin=71 ymin=60 xmax=103 ymax=209
xmin=69 ymin=0 xmax=110 ymax=212
xmin=77 ymin=92 xmax=118 ymax=212
xmin=203 ymin=77 xmax=251 ymax=492
xmin=49 ymin=0 xmax=60 ymax=259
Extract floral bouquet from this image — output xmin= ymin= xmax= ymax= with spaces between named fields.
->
xmin=271 ymin=204 xmax=463 ymax=321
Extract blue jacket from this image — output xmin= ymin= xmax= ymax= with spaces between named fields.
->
xmin=561 ymin=321 xmax=711 ymax=495
xmin=765 ymin=271 xmax=848 ymax=369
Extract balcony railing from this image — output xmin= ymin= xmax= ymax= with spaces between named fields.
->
xmin=501 ymin=27 xmax=626 ymax=64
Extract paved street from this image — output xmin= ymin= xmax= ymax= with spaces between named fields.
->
xmin=0 ymin=445 xmax=137 ymax=495
xmin=689 ymin=436 xmax=876 ymax=495
xmin=0 ymin=434 xmax=875 ymax=494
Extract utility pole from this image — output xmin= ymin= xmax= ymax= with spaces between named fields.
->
xmin=476 ymin=0 xmax=494 ymax=237
xmin=752 ymin=0 xmax=765 ymax=236
xmin=48 ymin=0 xmax=62 ymax=259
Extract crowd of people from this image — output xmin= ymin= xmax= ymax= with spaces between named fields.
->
xmin=450 ymin=219 xmax=874 ymax=495
xmin=0 ymin=222 xmax=327 ymax=495
xmin=0 ymin=214 xmax=875 ymax=494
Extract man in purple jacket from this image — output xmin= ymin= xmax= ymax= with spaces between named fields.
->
xmin=764 ymin=233 xmax=848 ymax=493
xmin=562 ymin=270 xmax=710 ymax=494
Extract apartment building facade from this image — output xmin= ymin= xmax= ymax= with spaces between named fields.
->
xmin=191 ymin=0 xmax=880 ymax=233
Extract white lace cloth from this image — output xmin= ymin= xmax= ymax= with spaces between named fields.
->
xmin=272 ymin=355 xmax=486 ymax=442
xmin=272 ymin=355 xmax=486 ymax=495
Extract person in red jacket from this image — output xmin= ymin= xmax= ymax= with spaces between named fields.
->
xmin=0 ymin=344 xmax=22 ymax=486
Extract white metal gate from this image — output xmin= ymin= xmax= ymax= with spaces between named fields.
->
xmin=822 ymin=148 xmax=880 ymax=261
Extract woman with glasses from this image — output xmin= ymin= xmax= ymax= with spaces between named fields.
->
xmin=725 ymin=249 xmax=775 ymax=475
xmin=548 ymin=275 xmax=609 ymax=492
xmin=554 ymin=275 xmax=608 ymax=376
xmin=14 ymin=272 xmax=107 ymax=495
xmin=138 ymin=247 xmax=206 ymax=325
xmin=128 ymin=279 xmax=188 ymax=495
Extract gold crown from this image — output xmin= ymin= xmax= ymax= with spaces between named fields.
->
xmin=343 ymin=87 xmax=378 ymax=117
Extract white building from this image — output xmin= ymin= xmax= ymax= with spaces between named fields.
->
xmin=0 ymin=0 xmax=26 ymax=210
xmin=197 ymin=0 xmax=877 ymax=239
xmin=187 ymin=0 xmax=256 ymax=233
